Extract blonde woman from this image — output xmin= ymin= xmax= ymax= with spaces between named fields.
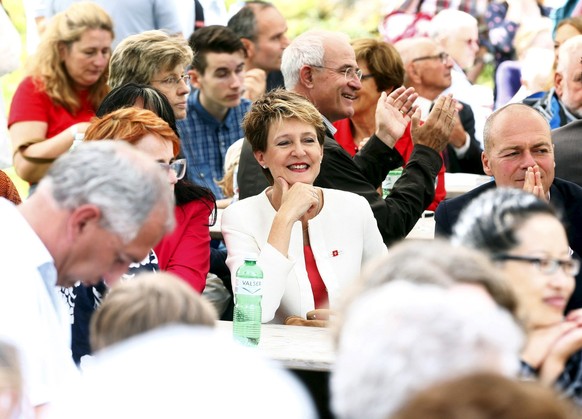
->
xmin=8 ymin=2 xmax=113 ymax=185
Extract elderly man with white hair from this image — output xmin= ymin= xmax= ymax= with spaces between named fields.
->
xmin=429 ymin=9 xmax=493 ymax=147
xmin=525 ymin=34 xmax=582 ymax=129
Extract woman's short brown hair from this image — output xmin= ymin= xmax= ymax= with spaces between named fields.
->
xmin=243 ymin=89 xmax=325 ymax=184
xmin=352 ymin=38 xmax=404 ymax=92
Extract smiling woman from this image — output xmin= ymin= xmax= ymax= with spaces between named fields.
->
xmin=7 ymin=1 xmax=113 ymax=186
xmin=453 ymin=187 xmax=582 ymax=407
xmin=222 ymin=89 xmax=387 ymax=325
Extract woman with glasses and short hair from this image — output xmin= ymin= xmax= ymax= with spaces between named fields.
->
xmin=453 ymin=187 xmax=582 ymax=406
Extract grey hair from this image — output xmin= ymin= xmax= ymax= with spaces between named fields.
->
xmin=334 ymin=239 xmax=517 ymax=343
xmin=557 ymin=34 xmax=582 ymax=74
xmin=40 ymin=141 xmax=175 ymax=243
xmin=428 ymin=9 xmax=477 ymax=40
xmin=452 ymin=188 xmax=560 ymax=257
xmin=331 ymin=280 xmax=524 ymax=419
xmin=282 ymin=30 xmax=350 ymax=90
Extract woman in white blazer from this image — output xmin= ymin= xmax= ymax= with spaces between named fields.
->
xmin=221 ymin=89 xmax=387 ymax=324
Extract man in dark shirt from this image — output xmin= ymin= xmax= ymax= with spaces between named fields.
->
xmin=435 ymin=103 xmax=582 ymax=311
xmin=238 ymin=29 xmax=456 ymax=245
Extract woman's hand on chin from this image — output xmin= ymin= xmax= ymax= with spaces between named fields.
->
xmin=276 ymin=177 xmax=320 ymax=222
xmin=521 ymin=322 xmax=578 ymax=370
xmin=539 ymin=322 xmax=582 ymax=385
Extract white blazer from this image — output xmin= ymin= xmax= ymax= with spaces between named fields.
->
xmin=222 ymin=188 xmax=387 ymax=323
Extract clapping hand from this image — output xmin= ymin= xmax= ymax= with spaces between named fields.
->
xmin=411 ymin=94 xmax=457 ymax=152
xmin=375 ymin=86 xmax=419 ymax=148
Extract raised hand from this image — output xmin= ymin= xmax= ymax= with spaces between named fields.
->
xmin=523 ymin=165 xmax=547 ymax=201
xmin=375 ymin=86 xmax=419 ymax=148
xmin=539 ymin=320 xmax=582 ymax=385
xmin=411 ymin=94 xmax=457 ymax=152
xmin=242 ymin=68 xmax=267 ymax=102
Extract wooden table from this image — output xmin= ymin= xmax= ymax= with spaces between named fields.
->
xmin=215 ymin=321 xmax=335 ymax=372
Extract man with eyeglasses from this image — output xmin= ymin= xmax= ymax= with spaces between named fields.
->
xmin=396 ymin=37 xmax=484 ymax=174
xmin=177 ymin=25 xmax=251 ymax=202
xmin=428 ymin=9 xmax=491 ymax=148
xmin=436 ymin=103 xmax=582 ymax=311
xmin=237 ymin=29 xmax=457 ymax=245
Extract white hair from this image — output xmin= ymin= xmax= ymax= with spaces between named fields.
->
xmin=557 ymin=34 xmax=582 ymax=74
xmin=331 ymin=280 xmax=523 ymax=419
xmin=282 ymin=29 xmax=350 ymax=90
xmin=428 ymin=9 xmax=477 ymax=40
xmin=41 ymin=141 xmax=175 ymax=243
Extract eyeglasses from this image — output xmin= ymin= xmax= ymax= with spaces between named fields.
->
xmin=412 ymin=52 xmax=450 ymax=64
xmin=310 ymin=65 xmax=363 ymax=81
xmin=361 ymin=74 xmax=375 ymax=81
xmin=159 ymin=158 xmax=187 ymax=180
xmin=493 ymin=254 xmax=580 ymax=276
xmin=151 ymin=74 xmax=189 ymax=85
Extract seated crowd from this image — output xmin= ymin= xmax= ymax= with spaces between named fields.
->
xmin=3 ymin=0 xmax=582 ymax=417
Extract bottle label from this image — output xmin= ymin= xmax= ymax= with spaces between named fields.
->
xmin=382 ymin=168 xmax=403 ymax=198
xmin=235 ymin=276 xmax=263 ymax=296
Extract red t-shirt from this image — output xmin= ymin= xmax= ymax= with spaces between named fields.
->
xmin=303 ymin=245 xmax=328 ymax=309
xmin=333 ymin=118 xmax=446 ymax=211
xmin=8 ymin=76 xmax=95 ymax=139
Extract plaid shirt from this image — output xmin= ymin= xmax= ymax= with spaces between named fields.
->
xmin=177 ymin=90 xmax=251 ymax=199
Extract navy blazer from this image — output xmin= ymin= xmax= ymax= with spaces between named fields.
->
xmin=435 ymin=178 xmax=582 ymax=312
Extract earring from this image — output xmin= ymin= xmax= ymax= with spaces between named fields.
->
xmin=262 ymin=165 xmax=268 ymax=169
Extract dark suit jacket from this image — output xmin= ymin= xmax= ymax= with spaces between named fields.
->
xmin=446 ymin=102 xmax=484 ymax=175
xmin=435 ymin=178 xmax=582 ymax=311
xmin=553 ymin=120 xmax=582 ymax=187
xmin=238 ymin=131 xmax=443 ymax=245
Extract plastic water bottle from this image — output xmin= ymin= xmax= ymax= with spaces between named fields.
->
xmin=382 ymin=167 xmax=403 ymax=198
xmin=233 ymin=256 xmax=263 ymax=347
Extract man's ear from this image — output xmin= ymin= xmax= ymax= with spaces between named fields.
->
xmin=555 ymin=71 xmax=563 ymax=98
xmin=481 ymin=151 xmax=493 ymax=176
xmin=407 ymin=62 xmax=422 ymax=85
xmin=299 ymin=65 xmax=314 ymax=88
xmin=241 ymin=38 xmax=255 ymax=59
xmin=68 ymin=205 xmax=101 ymax=240
xmin=189 ymin=69 xmax=202 ymax=89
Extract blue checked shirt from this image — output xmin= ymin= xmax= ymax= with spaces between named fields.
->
xmin=178 ymin=89 xmax=251 ymax=199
